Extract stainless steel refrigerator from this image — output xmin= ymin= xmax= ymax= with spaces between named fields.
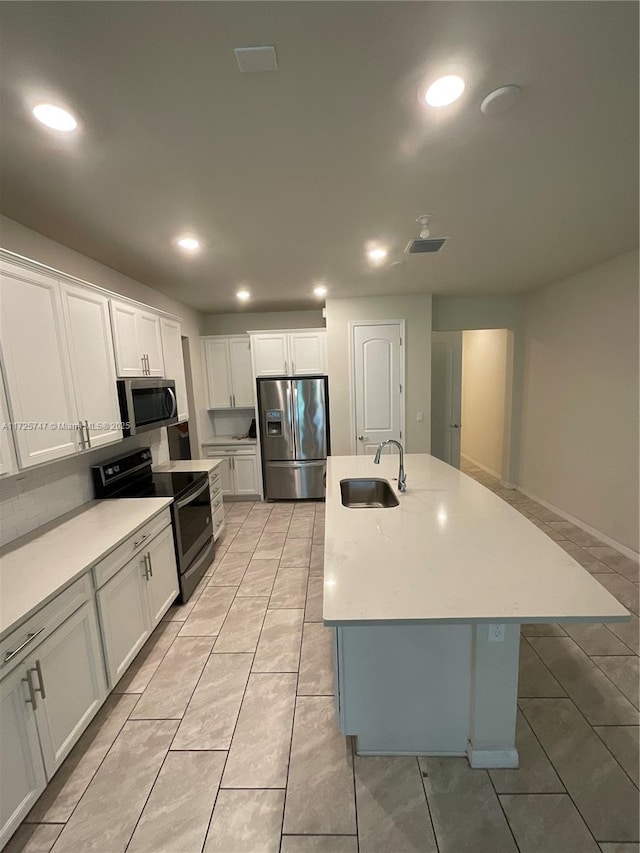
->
xmin=257 ymin=376 xmax=329 ymax=500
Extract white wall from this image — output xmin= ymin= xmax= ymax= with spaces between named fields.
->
xmin=0 ymin=215 xmax=209 ymax=450
xmin=202 ymin=309 xmax=325 ymax=336
xmin=325 ymin=294 xmax=432 ymax=455
xmin=461 ymin=329 xmax=510 ymax=478
xmin=518 ymin=249 xmax=639 ymax=551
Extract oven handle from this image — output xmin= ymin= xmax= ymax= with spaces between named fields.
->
xmin=182 ymin=537 xmax=215 ymax=581
xmin=175 ymin=478 xmax=210 ymax=509
xmin=167 ymin=387 xmax=178 ymax=419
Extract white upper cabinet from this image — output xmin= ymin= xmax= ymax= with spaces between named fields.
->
xmin=60 ymin=283 xmax=122 ymax=449
xmin=0 ymin=366 xmax=18 ymax=477
xmin=110 ymin=299 xmax=165 ymax=378
xmin=203 ymin=335 xmax=254 ymax=409
xmin=160 ymin=318 xmax=189 ymax=422
xmin=0 ymin=265 xmax=80 ymax=467
xmin=289 ymin=331 xmax=327 ymax=375
xmin=251 ymin=329 xmax=327 ymax=377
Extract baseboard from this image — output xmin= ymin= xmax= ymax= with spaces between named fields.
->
xmin=466 ymin=743 xmax=519 ymax=769
xmin=516 ymin=484 xmax=639 ymax=562
xmin=461 ymin=453 xmax=502 ymax=481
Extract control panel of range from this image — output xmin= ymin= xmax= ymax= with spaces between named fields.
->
xmin=92 ymin=447 xmax=153 ymax=489
xmin=265 ymin=410 xmax=283 ymax=437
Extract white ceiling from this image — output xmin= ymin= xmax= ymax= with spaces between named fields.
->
xmin=0 ymin=2 xmax=637 ymax=313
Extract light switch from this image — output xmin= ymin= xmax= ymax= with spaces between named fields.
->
xmin=416 ymin=412 xmax=424 ymax=422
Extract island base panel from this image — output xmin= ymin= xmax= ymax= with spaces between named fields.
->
xmin=333 ymin=622 xmax=521 ymax=767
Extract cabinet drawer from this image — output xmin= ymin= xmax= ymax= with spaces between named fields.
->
xmin=93 ymin=509 xmax=172 ymax=590
xmin=0 ymin=573 xmax=92 ymax=676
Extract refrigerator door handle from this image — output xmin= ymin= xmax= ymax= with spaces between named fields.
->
xmin=267 ymin=460 xmax=325 ymax=468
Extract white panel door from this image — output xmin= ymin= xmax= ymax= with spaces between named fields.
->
xmin=0 ymin=266 xmax=80 ymax=467
xmin=0 ymin=665 xmax=47 ymax=848
xmin=0 ymin=366 xmax=18 ymax=476
xmin=145 ymin=525 xmax=179 ymax=627
xmin=216 ymin=456 xmax=233 ymax=494
xmin=137 ymin=310 xmax=164 ymax=377
xmin=61 ymin=283 xmax=122 ymax=449
xmin=252 ymin=334 xmax=289 ymax=376
xmin=203 ymin=338 xmax=232 ymax=409
xmin=229 ymin=336 xmax=254 ymax=406
xmin=352 ymin=324 xmax=402 ymax=456
xmin=233 ymin=455 xmax=258 ymax=495
xmin=289 ymin=332 xmax=326 ymax=375
xmin=161 ymin=318 xmax=189 ymax=422
xmin=431 ymin=331 xmax=463 ymax=468
xmin=110 ymin=299 xmax=144 ymax=377
xmin=30 ymin=601 xmax=107 ymax=777
xmin=97 ymin=553 xmax=150 ymax=687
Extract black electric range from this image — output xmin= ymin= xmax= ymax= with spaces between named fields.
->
xmin=92 ymin=448 xmax=214 ymax=602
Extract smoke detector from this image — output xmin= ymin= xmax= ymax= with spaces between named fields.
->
xmin=405 ymin=215 xmax=447 ymax=254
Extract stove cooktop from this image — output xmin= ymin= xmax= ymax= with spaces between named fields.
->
xmin=108 ymin=470 xmax=206 ymax=500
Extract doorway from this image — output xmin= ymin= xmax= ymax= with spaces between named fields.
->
xmin=431 ymin=329 xmax=513 ymax=480
xmin=350 ymin=321 xmax=405 ymax=456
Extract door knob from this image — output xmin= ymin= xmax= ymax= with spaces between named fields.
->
xmin=358 ymin=435 xmax=369 ymax=441
xmin=450 ymin=424 xmax=461 ymax=429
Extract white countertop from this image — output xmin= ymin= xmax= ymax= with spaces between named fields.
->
xmin=323 ymin=454 xmax=629 ymax=626
xmin=154 ymin=458 xmax=224 ymax=474
xmin=202 ymin=437 xmax=257 ymax=447
xmin=0 ymin=498 xmax=172 ymax=638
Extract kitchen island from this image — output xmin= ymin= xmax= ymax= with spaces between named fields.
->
xmin=323 ymin=454 xmax=629 ymax=767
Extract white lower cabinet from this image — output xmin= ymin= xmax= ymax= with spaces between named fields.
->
xmin=0 ymin=666 xmax=47 ymax=848
xmin=0 ymin=600 xmax=106 ymax=848
xmin=97 ymin=521 xmax=178 ymax=687
xmin=203 ymin=448 xmax=259 ymax=497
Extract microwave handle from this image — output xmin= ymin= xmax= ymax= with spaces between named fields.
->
xmin=167 ymin=387 xmax=177 ymax=418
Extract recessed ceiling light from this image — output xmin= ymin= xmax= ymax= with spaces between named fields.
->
xmin=366 ymin=245 xmax=388 ymax=265
xmin=175 ymin=235 xmax=200 ymax=252
xmin=313 ymin=284 xmax=328 ymax=298
xmin=32 ymin=103 xmax=77 ymax=132
xmin=236 ymin=289 xmax=250 ymax=302
xmin=424 ymin=75 xmax=466 ymax=107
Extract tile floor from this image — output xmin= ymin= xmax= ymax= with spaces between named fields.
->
xmin=7 ymin=466 xmax=639 ymax=853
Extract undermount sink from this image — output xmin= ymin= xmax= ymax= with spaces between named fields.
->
xmin=340 ymin=478 xmax=399 ymax=508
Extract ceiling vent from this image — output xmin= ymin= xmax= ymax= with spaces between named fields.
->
xmin=234 ymin=46 xmax=278 ymax=73
xmin=404 ymin=215 xmax=447 ymax=254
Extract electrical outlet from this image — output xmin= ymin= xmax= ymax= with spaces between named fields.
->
xmin=488 ymin=623 xmax=505 ymax=642
xmin=416 ymin=411 xmax=424 ymax=422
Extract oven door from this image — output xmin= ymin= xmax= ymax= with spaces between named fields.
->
xmin=173 ymin=476 xmax=213 ymax=572
xmin=119 ymin=379 xmax=178 ymax=435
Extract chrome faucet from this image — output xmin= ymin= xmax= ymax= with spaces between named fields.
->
xmin=374 ymin=439 xmax=407 ymax=492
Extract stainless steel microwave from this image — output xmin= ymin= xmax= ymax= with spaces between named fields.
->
xmin=117 ymin=378 xmax=178 ymax=436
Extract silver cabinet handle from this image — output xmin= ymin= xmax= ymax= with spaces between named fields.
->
xmin=292 ymin=360 xmax=296 ymax=374
xmin=142 ymin=554 xmax=150 ymax=581
xmin=134 ymin=532 xmax=148 ymax=548
xmin=141 ymin=355 xmax=147 ymax=375
xmin=4 ymin=627 xmax=45 ymax=665
xmin=78 ymin=423 xmax=86 ymax=450
xmin=147 ymin=551 xmax=153 ymax=578
xmin=32 ymin=660 xmax=46 ymax=699
xmin=85 ymin=420 xmax=91 ymax=448
xmin=23 ymin=670 xmax=37 ymax=709
xmin=232 ymin=393 xmax=236 ymax=407
xmin=229 ymin=394 xmax=233 ymax=407
xmin=284 ymin=360 xmax=288 ymax=374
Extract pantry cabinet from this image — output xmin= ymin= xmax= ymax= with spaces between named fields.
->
xmin=60 ymin=283 xmax=122 ymax=449
xmin=160 ymin=318 xmax=189 ymax=422
xmin=202 ymin=335 xmax=254 ymax=409
xmin=0 ymin=263 xmax=80 ymax=467
xmin=110 ymin=299 xmax=164 ymax=378
xmin=0 ymin=366 xmax=18 ymax=477
xmin=250 ymin=329 xmax=326 ymax=376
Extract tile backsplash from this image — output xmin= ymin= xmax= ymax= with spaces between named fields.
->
xmin=0 ymin=429 xmax=169 ymax=547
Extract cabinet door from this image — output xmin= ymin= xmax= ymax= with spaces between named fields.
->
xmin=207 ymin=455 xmax=232 ymax=494
xmin=228 ymin=336 xmax=254 ymax=407
xmin=97 ymin=553 xmax=150 ymax=687
xmin=137 ymin=310 xmax=164 ymax=377
xmin=203 ymin=338 xmax=232 ymax=408
xmin=61 ymin=283 xmax=122 ymax=449
xmin=289 ymin=332 xmax=327 ymax=375
xmin=0 ymin=366 xmax=17 ymax=476
xmin=29 ymin=601 xmax=107 ymax=778
xmin=0 ymin=266 xmax=79 ymax=467
xmin=233 ymin=455 xmax=258 ymax=495
xmin=111 ymin=300 xmax=144 ymax=377
xmin=160 ymin=318 xmax=189 ymax=422
xmin=0 ymin=666 xmax=47 ymax=848
xmin=252 ymin=334 xmax=289 ymax=376
xmin=145 ymin=525 xmax=179 ymax=627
